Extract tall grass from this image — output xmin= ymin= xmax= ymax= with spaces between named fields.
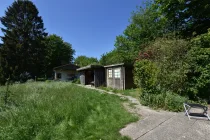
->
xmin=98 ymin=87 xmax=140 ymax=99
xmin=140 ymin=91 xmax=207 ymax=112
xmin=0 ymin=82 xmax=137 ymax=140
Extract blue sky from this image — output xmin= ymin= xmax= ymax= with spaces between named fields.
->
xmin=0 ymin=0 xmax=143 ymax=59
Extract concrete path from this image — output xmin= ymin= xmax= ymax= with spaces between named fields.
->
xmin=77 ymin=85 xmax=210 ymax=140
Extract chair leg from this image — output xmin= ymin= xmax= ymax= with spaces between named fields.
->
xmin=207 ymin=114 xmax=210 ymax=121
xmin=184 ymin=103 xmax=191 ymax=120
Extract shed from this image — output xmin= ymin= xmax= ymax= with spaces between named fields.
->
xmin=104 ymin=63 xmax=135 ymax=90
xmin=54 ymin=64 xmax=80 ymax=81
xmin=77 ymin=65 xmax=105 ymax=87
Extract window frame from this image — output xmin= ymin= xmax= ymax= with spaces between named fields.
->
xmin=108 ymin=69 xmax=112 ymax=78
xmin=114 ymin=68 xmax=121 ymax=79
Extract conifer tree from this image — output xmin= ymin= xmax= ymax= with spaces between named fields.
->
xmin=0 ymin=0 xmax=47 ymax=83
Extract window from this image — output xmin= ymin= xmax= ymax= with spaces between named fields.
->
xmin=114 ymin=68 xmax=121 ymax=78
xmin=108 ymin=69 xmax=112 ymax=78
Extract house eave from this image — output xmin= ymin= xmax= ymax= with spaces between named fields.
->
xmin=77 ymin=65 xmax=104 ymax=71
xmin=104 ymin=63 xmax=125 ymax=68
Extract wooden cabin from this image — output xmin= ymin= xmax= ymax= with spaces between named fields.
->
xmin=104 ymin=63 xmax=135 ymax=90
xmin=77 ymin=65 xmax=105 ymax=87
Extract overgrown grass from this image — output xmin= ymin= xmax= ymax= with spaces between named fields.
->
xmin=98 ymin=87 xmax=140 ymax=99
xmin=0 ymin=82 xmax=138 ymax=140
xmin=140 ymin=91 xmax=208 ymax=112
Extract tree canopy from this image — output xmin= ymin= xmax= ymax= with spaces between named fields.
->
xmin=99 ymin=0 xmax=210 ymax=101
xmin=101 ymin=0 xmax=210 ymax=65
xmin=74 ymin=55 xmax=98 ymax=67
xmin=0 ymin=0 xmax=75 ymax=84
xmin=44 ymin=34 xmax=75 ymax=77
xmin=0 ymin=0 xmax=47 ymax=83
xmin=156 ymin=0 xmax=210 ymax=37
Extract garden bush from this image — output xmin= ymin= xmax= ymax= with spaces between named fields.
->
xmin=186 ymin=31 xmax=210 ymax=99
xmin=36 ymin=78 xmax=46 ymax=81
xmin=72 ymin=78 xmax=80 ymax=84
xmin=133 ymin=59 xmax=159 ymax=94
xmin=140 ymin=91 xmax=188 ymax=112
xmin=146 ymin=38 xmax=189 ymax=94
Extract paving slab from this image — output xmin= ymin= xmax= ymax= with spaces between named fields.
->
xmin=120 ymin=114 xmax=173 ymax=140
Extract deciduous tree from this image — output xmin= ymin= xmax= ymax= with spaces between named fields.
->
xmin=74 ymin=56 xmax=98 ymax=67
xmin=44 ymin=34 xmax=75 ymax=77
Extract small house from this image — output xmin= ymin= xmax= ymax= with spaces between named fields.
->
xmin=54 ymin=64 xmax=80 ymax=81
xmin=77 ymin=65 xmax=105 ymax=87
xmin=104 ymin=63 xmax=135 ymax=90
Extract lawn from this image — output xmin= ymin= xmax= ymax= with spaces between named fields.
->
xmin=0 ymin=82 xmax=137 ymax=140
xmin=98 ymin=87 xmax=140 ymax=99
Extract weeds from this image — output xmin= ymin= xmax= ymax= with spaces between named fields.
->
xmin=0 ymin=82 xmax=138 ymax=139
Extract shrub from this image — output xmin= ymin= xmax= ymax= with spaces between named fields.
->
xmin=36 ymin=78 xmax=46 ymax=81
xmin=133 ymin=59 xmax=159 ymax=93
xmin=45 ymin=80 xmax=52 ymax=83
xmin=27 ymin=79 xmax=34 ymax=83
xmin=19 ymin=72 xmax=32 ymax=83
xmin=72 ymin=78 xmax=80 ymax=84
xmin=140 ymin=91 xmax=188 ymax=112
xmin=186 ymin=31 xmax=210 ymax=99
xmin=146 ymin=38 xmax=189 ymax=94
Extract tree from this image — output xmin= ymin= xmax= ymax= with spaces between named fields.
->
xmin=44 ymin=34 xmax=75 ymax=77
xmin=114 ymin=2 xmax=167 ymax=63
xmin=0 ymin=0 xmax=47 ymax=83
xmin=186 ymin=31 xmax=210 ymax=99
xmin=156 ymin=0 xmax=210 ymax=37
xmin=99 ymin=49 xmax=123 ymax=65
xmin=74 ymin=56 xmax=98 ymax=67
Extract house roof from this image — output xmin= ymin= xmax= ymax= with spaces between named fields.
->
xmin=104 ymin=63 xmax=125 ymax=68
xmin=53 ymin=64 xmax=80 ymax=71
xmin=77 ymin=64 xmax=104 ymax=71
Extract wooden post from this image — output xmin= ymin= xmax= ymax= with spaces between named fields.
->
xmin=54 ymin=71 xmax=57 ymax=80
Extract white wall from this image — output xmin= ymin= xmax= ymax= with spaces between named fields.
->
xmin=54 ymin=70 xmax=77 ymax=81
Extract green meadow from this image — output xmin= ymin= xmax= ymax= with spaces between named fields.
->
xmin=0 ymin=82 xmax=137 ymax=140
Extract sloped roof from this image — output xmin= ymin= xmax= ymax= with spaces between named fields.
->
xmin=77 ymin=64 xmax=104 ymax=71
xmin=104 ymin=63 xmax=134 ymax=68
xmin=104 ymin=63 xmax=124 ymax=68
xmin=53 ymin=64 xmax=80 ymax=71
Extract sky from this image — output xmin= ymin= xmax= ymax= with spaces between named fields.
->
xmin=0 ymin=0 xmax=144 ymax=59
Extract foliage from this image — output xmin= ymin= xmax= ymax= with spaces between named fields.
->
xmin=99 ymin=49 xmax=123 ymax=65
xmin=44 ymin=34 xmax=75 ymax=77
xmin=36 ymin=78 xmax=46 ymax=82
xmin=186 ymin=31 xmax=210 ymax=99
xmin=0 ymin=0 xmax=47 ymax=84
xmin=134 ymin=34 xmax=210 ymax=102
xmin=0 ymin=66 xmax=6 ymax=84
xmin=19 ymin=72 xmax=32 ymax=83
xmin=109 ymin=0 xmax=210 ymax=65
xmin=0 ymin=82 xmax=137 ymax=139
xmin=133 ymin=59 xmax=159 ymax=93
xmin=98 ymin=86 xmax=140 ymax=99
xmin=72 ymin=78 xmax=80 ymax=84
xmin=27 ymin=79 xmax=35 ymax=83
xmin=155 ymin=0 xmax=210 ymax=37
xmin=140 ymin=91 xmax=188 ymax=112
xmin=146 ymin=38 xmax=189 ymax=94
xmin=100 ymin=0 xmax=210 ymax=109
xmin=74 ymin=55 xmax=98 ymax=67
xmin=114 ymin=2 xmax=167 ymax=63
